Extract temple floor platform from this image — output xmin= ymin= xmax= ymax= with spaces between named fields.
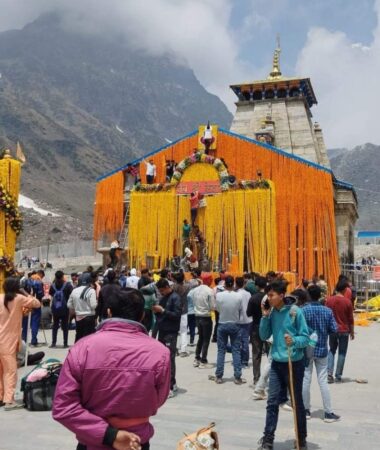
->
xmin=2 ymin=322 xmax=379 ymax=450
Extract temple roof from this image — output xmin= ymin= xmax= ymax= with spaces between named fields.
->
xmin=97 ymin=128 xmax=339 ymax=182
xmin=230 ymin=77 xmax=318 ymax=108
xmin=230 ymin=41 xmax=318 ymax=108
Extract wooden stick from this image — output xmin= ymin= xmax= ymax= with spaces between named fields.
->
xmin=287 ymin=345 xmax=300 ymax=450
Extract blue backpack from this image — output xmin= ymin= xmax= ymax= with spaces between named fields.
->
xmin=51 ymin=283 xmax=67 ymax=313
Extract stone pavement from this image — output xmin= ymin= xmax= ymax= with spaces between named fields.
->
xmin=1 ymin=323 xmax=379 ymax=450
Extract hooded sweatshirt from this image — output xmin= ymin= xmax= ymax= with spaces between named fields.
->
xmin=259 ymin=304 xmax=309 ymax=363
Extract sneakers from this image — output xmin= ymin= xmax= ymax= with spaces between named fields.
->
xmin=180 ymin=352 xmax=189 ymax=357
xmin=234 ymin=377 xmax=247 ymax=385
xmin=305 ymin=409 xmax=311 ymax=420
xmin=4 ymin=402 xmax=24 ymax=411
xmin=252 ymin=391 xmax=267 ymax=400
xmin=189 ymin=342 xmax=196 ymax=347
xmin=327 ymin=374 xmax=335 ymax=384
xmin=280 ymin=402 xmax=293 ymax=411
xmin=324 ymin=412 xmax=341 ymax=423
xmin=49 ymin=344 xmax=56 ymax=348
xmin=172 ymin=384 xmax=178 ymax=392
xmin=335 ymin=377 xmax=343 ymax=383
xmin=193 ymin=359 xmax=200 ymax=367
xmin=168 ymin=390 xmax=176 ymax=399
xmin=208 ymin=375 xmax=223 ymax=384
xmin=257 ymin=436 xmax=273 ymax=450
xmin=199 ymin=363 xmax=213 ymax=369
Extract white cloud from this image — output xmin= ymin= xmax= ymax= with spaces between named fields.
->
xmin=295 ymin=0 xmax=380 ymax=148
xmin=0 ymin=0 xmax=253 ymax=110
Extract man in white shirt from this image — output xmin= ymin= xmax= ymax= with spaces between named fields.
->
xmin=67 ymin=273 xmax=98 ymax=342
xmin=211 ymin=276 xmax=245 ymax=385
xmin=190 ymin=273 xmax=215 ymax=368
xmin=126 ymin=268 xmax=140 ymax=289
xmin=144 ymin=159 xmax=156 ymax=184
xmin=236 ymin=276 xmax=252 ymax=368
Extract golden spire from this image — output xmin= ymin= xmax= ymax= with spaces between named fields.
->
xmin=268 ymin=34 xmax=282 ymax=80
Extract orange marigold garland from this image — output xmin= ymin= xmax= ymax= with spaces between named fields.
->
xmin=93 ymin=171 xmax=124 ymax=241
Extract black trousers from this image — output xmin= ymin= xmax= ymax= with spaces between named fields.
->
xmin=52 ymin=313 xmax=69 ymax=346
xmin=195 ymin=316 xmax=213 ymax=363
xmin=75 ymin=316 xmax=96 ymax=343
xmin=109 ymin=248 xmax=118 ymax=267
xmin=251 ymin=324 xmax=264 ymax=384
xmin=142 ymin=309 xmax=154 ymax=333
xmin=212 ymin=310 xmax=219 ymax=341
xmin=191 ymin=208 xmax=197 ymax=225
xmin=187 ymin=313 xmax=196 ymax=344
xmin=146 ymin=174 xmax=154 ymax=184
xmin=158 ymin=331 xmax=177 ymax=389
xmin=77 ymin=442 xmax=150 ymax=450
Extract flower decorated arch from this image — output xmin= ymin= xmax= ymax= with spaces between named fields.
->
xmin=171 ymin=151 xmax=229 ymax=190
xmin=133 ymin=150 xmax=271 ymax=192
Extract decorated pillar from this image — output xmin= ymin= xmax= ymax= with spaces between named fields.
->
xmin=0 ymin=149 xmax=22 ymax=290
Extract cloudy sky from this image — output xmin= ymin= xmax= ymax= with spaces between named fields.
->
xmin=0 ymin=0 xmax=378 ymax=148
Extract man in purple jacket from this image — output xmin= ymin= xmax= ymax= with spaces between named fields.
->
xmin=53 ymin=289 xmax=171 ymax=450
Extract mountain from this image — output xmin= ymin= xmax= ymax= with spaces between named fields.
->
xmin=330 ymin=143 xmax=380 ymax=230
xmin=0 ymin=13 xmax=232 ymax=246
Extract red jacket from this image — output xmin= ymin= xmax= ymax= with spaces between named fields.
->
xmin=53 ymin=319 xmax=170 ymax=449
xmin=326 ymin=294 xmax=354 ymax=333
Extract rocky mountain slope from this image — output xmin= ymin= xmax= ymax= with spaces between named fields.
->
xmin=0 ymin=13 xmax=232 ymax=248
xmin=329 ymin=143 xmax=380 ymax=230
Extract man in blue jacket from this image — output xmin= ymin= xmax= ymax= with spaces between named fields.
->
xmin=257 ymin=281 xmax=309 ymax=450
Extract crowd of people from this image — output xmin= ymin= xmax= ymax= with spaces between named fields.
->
xmin=0 ymin=264 xmax=356 ymax=449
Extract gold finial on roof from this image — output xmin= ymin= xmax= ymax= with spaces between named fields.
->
xmin=3 ymin=149 xmax=11 ymax=159
xmin=268 ymin=34 xmax=282 ymax=80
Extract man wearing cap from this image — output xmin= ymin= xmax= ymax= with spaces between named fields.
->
xmin=189 ymin=273 xmax=216 ymax=368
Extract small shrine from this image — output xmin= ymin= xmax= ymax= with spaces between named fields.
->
xmin=0 ymin=148 xmax=23 ymax=290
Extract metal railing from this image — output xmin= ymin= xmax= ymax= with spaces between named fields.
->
xmin=340 ymin=264 xmax=380 ymax=303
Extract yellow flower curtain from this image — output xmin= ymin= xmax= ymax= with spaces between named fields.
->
xmin=0 ymin=157 xmax=21 ymax=289
xmin=128 ymin=183 xmax=277 ymax=274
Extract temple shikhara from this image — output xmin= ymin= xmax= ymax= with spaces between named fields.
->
xmin=94 ymin=43 xmax=358 ymax=292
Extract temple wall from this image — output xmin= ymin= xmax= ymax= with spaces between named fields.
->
xmin=231 ymin=98 xmax=331 ymax=165
xmin=334 ymin=189 xmax=358 ymax=264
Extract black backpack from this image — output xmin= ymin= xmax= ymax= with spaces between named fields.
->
xmin=51 ymin=282 xmax=67 ymax=313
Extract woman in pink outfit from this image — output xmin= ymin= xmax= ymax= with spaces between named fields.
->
xmin=0 ymin=277 xmax=40 ymax=411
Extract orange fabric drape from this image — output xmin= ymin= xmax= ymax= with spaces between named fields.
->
xmin=215 ymin=133 xmax=339 ymax=291
xmin=93 ymin=171 xmax=125 ymax=241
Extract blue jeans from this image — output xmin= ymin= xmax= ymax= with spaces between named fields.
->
xmin=22 ymin=308 xmax=42 ymax=345
xmin=303 ymin=356 xmax=332 ymax=413
xmin=264 ymin=359 xmax=306 ymax=443
xmin=239 ymin=323 xmax=250 ymax=366
xmin=328 ymin=332 xmax=349 ymax=379
xmin=215 ymin=322 xmax=242 ymax=379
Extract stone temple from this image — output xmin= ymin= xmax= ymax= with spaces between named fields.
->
xmin=229 ymin=44 xmax=358 ymax=264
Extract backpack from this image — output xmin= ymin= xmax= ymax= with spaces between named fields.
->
xmin=21 ymin=359 xmax=62 ymax=411
xmin=51 ymin=282 xmax=68 ymax=313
